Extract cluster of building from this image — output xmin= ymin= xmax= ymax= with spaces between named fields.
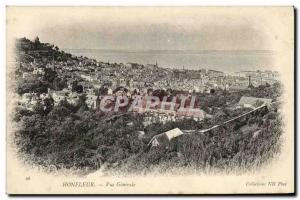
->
xmin=16 ymin=45 xmax=279 ymax=125
xmin=132 ymin=96 xmax=212 ymax=124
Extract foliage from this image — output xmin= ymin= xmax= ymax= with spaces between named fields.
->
xmin=14 ymin=98 xmax=283 ymax=174
xmin=71 ymin=80 xmax=83 ymax=93
xmin=17 ymin=78 xmax=49 ymax=95
xmin=13 ymin=37 xmax=284 ymax=174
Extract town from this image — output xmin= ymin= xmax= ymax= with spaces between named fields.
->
xmin=15 ymin=37 xmax=280 ymax=125
xmin=12 ymin=37 xmax=283 ymax=173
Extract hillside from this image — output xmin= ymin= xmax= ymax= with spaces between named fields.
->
xmin=13 ymin=37 xmax=283 ymax=175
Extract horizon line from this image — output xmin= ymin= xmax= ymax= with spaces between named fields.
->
xmin=63 ymin=48 xmax=276 ymax=52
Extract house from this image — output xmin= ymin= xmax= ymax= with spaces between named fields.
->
xmin=132 ymin=97 xmax=179 ymax=115
xmin=22 ymin=72 xmax=31 ymax=79
xmin=67 ymin=92 xmax=80 ymax=105
xmin=115 ymin=88 xmax=127 ymax=97
xmin=20 ymin=92 xmax=39 ymax=104
xmin=229 ymin=84 xmax=251 ymax=91
xmin=86 ymin=94 xmax=98 ymax=109
xmin=18 ymin=92 xmax=41 ymax=111
xmin=207 ymin=70 xmax=224 ymax=77
xmin=32 ymin=67 xmax=45 ymax=75
xmin=137 ymin=131 xmax=145 ymax=139
xmin=107 ymin=88 xmax=113 ymax=95
xmin=237 ymin=96 xmax=272 ymax=109
xmin=40 ymin=93 xmax=50 ymax=100
xmin=148 ymin=128 xmax=184 ymax=148
xmin=176 ymin=108 xmax=210 ymax=121
xmin=145 ymin=62 xmax=158 ymax=70
xmin=67 ymin=80 xmax=74 ymax=90
xmin=51 ymin=91 xmax=67 ymax=105
xmin=20 ymin=93 xmax=33 ymax=105
xmin=126 ymin=62 xmax=143 ymax=69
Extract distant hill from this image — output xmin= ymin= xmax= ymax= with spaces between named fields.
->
xmin=16 ymin=37 xmax=74 ymax=63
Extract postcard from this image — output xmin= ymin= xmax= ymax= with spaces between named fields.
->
xmin=6 ymin=6 xmax=294 ymax=194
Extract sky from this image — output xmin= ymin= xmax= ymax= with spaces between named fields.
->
xmin=7 ymin=7 xmax=278 ymax=51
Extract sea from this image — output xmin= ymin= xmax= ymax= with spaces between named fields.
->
xmin=64 ymin=49 xmax=276 ymax=73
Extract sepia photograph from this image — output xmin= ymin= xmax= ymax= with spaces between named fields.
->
xmin=6 ymin=6 xmax=294 ymax=194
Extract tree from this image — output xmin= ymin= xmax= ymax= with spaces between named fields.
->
xmin=44 ymin=68 xmax=57 ymax=83
xmin=17 ymin=79 xmax=49 ymax=95
xmin=59 ymin=98 xmax=77 ymax=113
xmin=113 ymin=86 xmax=128 ymax=94
xmin=76 ymin=94 xmax=89 ymax=113
xmin=71 ymin=80 xmax=83 ymax=93
xmin=33 ymin=36 xmax=41 ymax=50
xmin=96 ymin=87 xmax=108 ymax=96
xmin=48 ymin=105 xmax=71 ymax=122
xmin=53 ymin=77 xmax=67 ymax=90
xmin=152 ymin=89 xmax=168 ymax=101
xmin=34 ymin=36 xmax=40 ymax=44
xmin=43 ymin=97 xmax=55 ymax=115
xmin=33 ymin=99 xmax=45 ymax=115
